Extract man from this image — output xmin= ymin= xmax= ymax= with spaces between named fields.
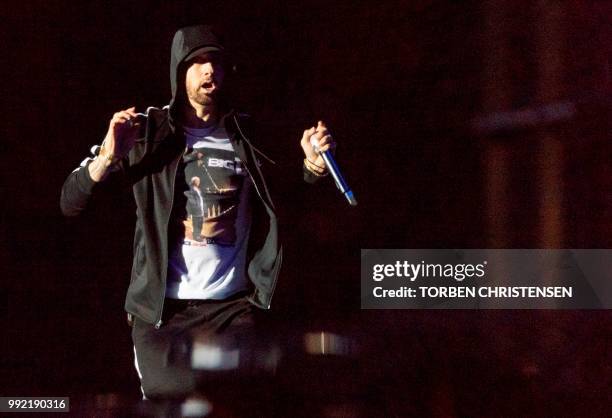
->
xmin=60 ymin=25 xmax=334 ymax=399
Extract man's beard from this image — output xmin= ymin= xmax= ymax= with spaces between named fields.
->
xmin=190 ymin=90 xmax=217 ymax=106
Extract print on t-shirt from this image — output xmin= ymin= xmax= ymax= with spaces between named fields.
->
xmin=183 ymin=147 xmax=246 ymax=246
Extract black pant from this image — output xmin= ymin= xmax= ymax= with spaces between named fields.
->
xmin=132 ymin=294 xmax=256 ymax=399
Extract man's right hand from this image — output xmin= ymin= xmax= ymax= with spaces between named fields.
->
xmin=89 ymin=107 xmax=142 ymax=182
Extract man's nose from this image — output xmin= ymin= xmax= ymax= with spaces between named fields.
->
xmin=201 ymin=64 xmax=214 ymax=77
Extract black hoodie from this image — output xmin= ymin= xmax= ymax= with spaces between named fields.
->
xmin=60 ymin=25 xmax=283 ymax=327
xmin=168 ymin=25 xmax=227 ymax=123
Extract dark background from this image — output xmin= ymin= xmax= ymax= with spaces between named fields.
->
xmin=2 ymin=0 xmax=611 ymax=415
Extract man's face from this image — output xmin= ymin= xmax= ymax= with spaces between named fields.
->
xmin=184 ymin=53 xmax=226 ymax=107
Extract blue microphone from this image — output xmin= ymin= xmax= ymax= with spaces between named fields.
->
xmin=312 ymin=136 xmax=357 ymax=206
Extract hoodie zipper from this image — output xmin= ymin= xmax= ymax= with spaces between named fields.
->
xmin=232 ymin=114 xmax=276 ymax=208
xmin=155 ymin=144 xmax=187 ymax=329
xmin=233 ymin=114 xmax=281 ymax=308
xmin=241 ymin=161 xmax=280 ymax=309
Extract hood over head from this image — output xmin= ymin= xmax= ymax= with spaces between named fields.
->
xmin=168 ymin=25 xmax=226 ymax=119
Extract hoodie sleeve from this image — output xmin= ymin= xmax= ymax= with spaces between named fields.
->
xmin=59 ymin=147 xmax=124 ymax=216
xmin=303 ymin=163 xmax=327 ymax=184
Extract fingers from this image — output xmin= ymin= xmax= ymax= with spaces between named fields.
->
xmin=111 ymin=114 xmax=129 ymax=127
xmin=312 ymin=121 xmax=329 ymax=141
xmin=114 ymin=107 xmax=136 ymax=118
xmin=300 ymin=120 xmax=336 ymax=156
xmin=313 ymin=121 xmax=335 ymax=152
xmin=109 ymin=107 xmax=145 ymax=133
xmin=104 ymin=107 xmax=140 ymax=154
xmin=317 ymin=135 xmax=334 ymax=152
xmin=300 ymin=126 xmax=317 ymax=147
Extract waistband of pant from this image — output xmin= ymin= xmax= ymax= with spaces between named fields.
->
xmin=165 ymin=290 xmax=250 ymax=308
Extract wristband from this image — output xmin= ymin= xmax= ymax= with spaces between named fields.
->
xmin=99 ymin=144 xmax=121 ymax=167
xmin=304 ymin=158 xmax=328 ymax=176
xmin=306 ymin=157 xmax=326 ymax=170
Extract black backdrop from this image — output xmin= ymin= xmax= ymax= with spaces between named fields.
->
xmin=2 ymin=1 xmax=611 ymax=414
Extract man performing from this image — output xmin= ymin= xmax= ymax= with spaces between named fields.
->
xmin=60 ymin=25 xmax=334 ymax=399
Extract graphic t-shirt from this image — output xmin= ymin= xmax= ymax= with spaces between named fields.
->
xmin=166 ymin=118 xmax=252 ymax=299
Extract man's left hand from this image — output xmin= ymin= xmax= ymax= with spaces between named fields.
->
xmin=300 ymin=120 xmax=335 ymax=172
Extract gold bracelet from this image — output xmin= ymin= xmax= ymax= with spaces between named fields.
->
xmin=304 ymin=158 xmax=328 ymax=176
xmin=99 ymin=144 xmax=121 ymax=166
xmin=306 ymin=159 xmax=325 ymax=173
xmin=303 ymin=158 xmax=321 ymax=172
xmin=306 ymin=157 xmax=325 ymax=170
